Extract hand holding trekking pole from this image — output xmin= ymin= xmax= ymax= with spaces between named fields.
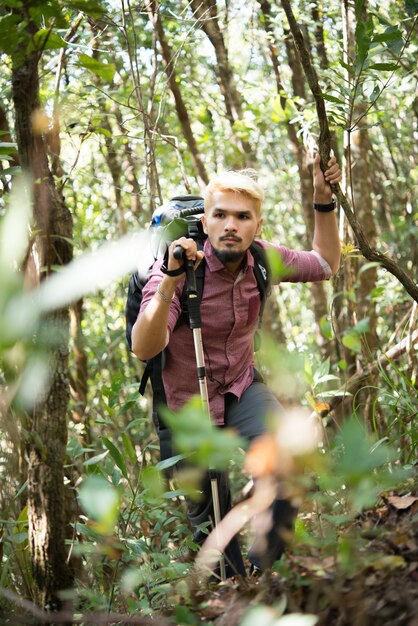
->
xmin=168 ymin=238 xmax=203 ymax=279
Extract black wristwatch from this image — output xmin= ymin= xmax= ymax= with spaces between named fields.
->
xmin=313 ymin=200 xmax=336 ymax=212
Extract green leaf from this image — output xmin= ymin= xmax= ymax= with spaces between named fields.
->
xmin=355 ymin=0 xmax=366 ymax=18
xmin=1 ymin=166 xmax=21 ymax=176
xmin=79 ymin=53 xmax=115 ymax=83
xmin=121 ymin=432 xmax=136 ymax=464
xmin=342 ymin=331 xmax=362 ymax=353
xmin=358 ymin=261 xmax=381 ymax=275
xmin=9 ymin=532 xmax=28 ymax=544
xmin=405 ymin=0 xmax=418 ymax=17
xmin=317 ymin=357 xmax=331 ymax=379
xmin=353 ymin=317 xmax=370 ymax=334
xmin=67 ymin=0 xmax=106 ymax=18
xmin=161 ymin=397 xmax=246 ymax=470
xmin=83 ymin=450 xmax=110 ymax=466
xmin=156 ymin=454 xmax=186 ymax=471
xmin=67 ymin=436 xmax=95 ymax=460
xmin=102 ymin=437 xmax=128 ymax=478
xmin=322 ymin=94 xmax=345 ymax=104
xmin=319 ymin=315 xmax=333 ymax=340
xmin=355 ymin=14 xmax=374 ymax=63
xmin=315 ymin=374 xmax=340 ymax=384
xmin=142 ymin=466 xmax=165 ymax=498
xmin=31 ymin=29 xmax=66 ymax=51
xmin=372 ymin=30 xmax=403 ymax=44
xmin=28 ymin=1 xmax=66 ymax=24
xmin=339 ymin=59 xmax=355 ymax=74
xmin=370 ymin=286 xmax=385 ymax=300
xmin=362 ymin=80 xmax=380 ymax=99
xmin=0 ymin=14 xmax=22 ymax=55
xmin=78 ymin=475 xmax=119 ymax=532
xmin=0 ymin=143 xmax=17 ymax=156
xmin=369 ymin=62 xmax=398 ymax=71
xmin=93 ymin=127 xmax=112 ymax=138
xmin=14 ymin=481 xmax=28 ymax=500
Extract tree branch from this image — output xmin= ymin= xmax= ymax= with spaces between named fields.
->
xmin=279 ymin=0 xmax=418 ymax=303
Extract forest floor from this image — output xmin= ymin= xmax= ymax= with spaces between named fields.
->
xmin=1 ymin=488 xmax=417 ymax=626
xmin=184 ymin=490 xmax=418 ymax=626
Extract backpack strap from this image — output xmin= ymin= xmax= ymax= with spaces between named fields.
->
xmin=250 ymin=241 xmax=271 ymax=324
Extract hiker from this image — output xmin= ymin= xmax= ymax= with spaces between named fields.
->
xmin=131 ymin=154 xmax=342 ymax=576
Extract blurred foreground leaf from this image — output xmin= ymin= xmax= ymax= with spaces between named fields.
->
xmin=162 ymin=397 xmax=246 ymax=470
xmin=78 ymin=475 xmax=119 ymax=534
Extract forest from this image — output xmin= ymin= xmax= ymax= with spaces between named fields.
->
xmin=0 ymin=0 xmax=417 ymax=624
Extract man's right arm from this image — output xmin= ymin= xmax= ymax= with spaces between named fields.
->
xmin=131 ymin=275 xmax=179 ymax=360
xmin=131 ymin=236 xmax=204 ymax=361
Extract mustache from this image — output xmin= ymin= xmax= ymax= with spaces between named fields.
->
xmin=219 ymin=235 xmax=242 ymax=242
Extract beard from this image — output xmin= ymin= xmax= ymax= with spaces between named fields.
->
xmin=212 ymin=246 xmax=245 ymax=264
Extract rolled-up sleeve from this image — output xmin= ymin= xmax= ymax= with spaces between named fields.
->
xmin=258 ymin=240 xmax=332 ymax=283
xmin=139 ymin=260 xmax=184 ymax=333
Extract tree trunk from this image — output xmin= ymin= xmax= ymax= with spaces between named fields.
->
xmin=311 ymin=1 xmax=330 ymax=70
xmin=0 ymin=106 xmax=20 ymax=195
xmin=100 ymin=113 xmax=128 ymax=236
xmin=189 ymin=0 xmax=256 ymax=165
xmin=146 ymin=0 xmax=209 ymax=189
xmin=342 ymin=0 xmax=380 ymax=427
xmin=351 ymin=119 xmax=379 ymax=353
xmin=11 ymin=19 xmax=73 ymax=609
xmin=69 ymin=299 xmax=88 ymax=430
xmin=114 ymin=107 xmax=145 ymax=217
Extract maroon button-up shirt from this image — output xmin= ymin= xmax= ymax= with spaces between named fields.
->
xmin=140 ymin=239 xmax=331 ymax=425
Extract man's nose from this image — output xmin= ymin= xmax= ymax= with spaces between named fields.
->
xmin=224 ymin=216 xmax=237 ymax=231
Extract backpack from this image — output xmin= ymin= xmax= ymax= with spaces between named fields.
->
xmin=125 ymin=194 xmax=271 ymax=463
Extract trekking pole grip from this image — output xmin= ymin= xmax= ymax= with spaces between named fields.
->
xmin=173 ymin=246 xmax=197 ymax=296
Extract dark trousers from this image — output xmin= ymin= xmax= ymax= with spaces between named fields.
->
xmin=185 ymin=378 xmax=298 ymax=576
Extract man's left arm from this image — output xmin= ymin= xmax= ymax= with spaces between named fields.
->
xmin=312 ymin=154 xmax=342 ymax=275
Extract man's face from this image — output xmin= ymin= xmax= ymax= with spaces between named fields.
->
xmin=201 ymin=190 xmax=263 ymax=265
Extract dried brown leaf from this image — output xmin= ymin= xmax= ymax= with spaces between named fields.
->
xmin=387 ymin=495 xmax=418 ymax=510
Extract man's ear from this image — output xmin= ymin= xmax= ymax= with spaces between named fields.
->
xmin=201 ymin=215 xmax=208 ymax=234
xmin=255 ymin=216 xmax=263 ymax=237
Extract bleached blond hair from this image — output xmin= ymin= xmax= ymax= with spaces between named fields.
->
xmin=204 ymin=169 xmax=265 ymax=214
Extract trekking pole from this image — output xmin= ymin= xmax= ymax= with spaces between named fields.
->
xmin=173 ymin=246 xmax=227 ymax=581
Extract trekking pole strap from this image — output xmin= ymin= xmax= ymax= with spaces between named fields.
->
xmin=173 ymin=247 xmax=202 ymax=327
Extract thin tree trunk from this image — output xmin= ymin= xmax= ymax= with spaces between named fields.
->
xmin=189 ymin=0 xmax=256 ymax=164
xmin=100 ymin=113 xmax=128 ymax=235
xmin=121 ymin=0 xmax=162 ymax=212
xmin=0 ymin=106 xmax=20 ymax=194
xmin=311 ymin=1 xmax=330 ymax=70
xmin=114 ymin=108 xmax=144 ymax=217
xmin=11 ymin=17 xmax=73 ymax=609
xmin=342 ymin=1 xmax=379 ymax=352
xmin=342 ymin=0 xmax=380 ymax=427
xmin=146 ymin=0 xmax=209 ymax=189
xmin=351 ymin=120 xmax=379 ymax=350
xmin=69 ymin=299 xmax=88 ymax=430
